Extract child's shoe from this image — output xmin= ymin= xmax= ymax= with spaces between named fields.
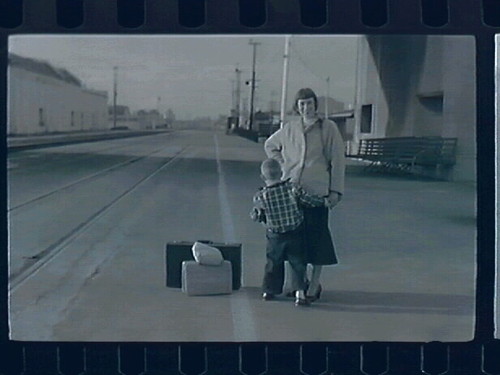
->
xmin=294 ymin=290 xmax=310 ymax=306
xmin=285 ymin=280 xmax=309 ymax=298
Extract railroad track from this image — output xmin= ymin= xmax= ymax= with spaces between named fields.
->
xmin=8 ymin=144 xmax=190 ymax=292
xmin=8 ymin=137 xmax=175 ymax=211
xmin=7 ymin=138 xmax=137 ymax=172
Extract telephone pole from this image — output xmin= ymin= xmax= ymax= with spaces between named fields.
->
xmin=230 ymin=79 xmax=236 ymax=113
xmin=325 ymin=76 xmax=330 ymax=118
xmin=235 ymin=65 xmax=242 ymax=125
xmin=155 ymin=96 xmax=161 ymax=129
xmin=113 ymin=66 xmax=118 ymax=129
xmin=248 ymin=39 xmax=260 ymax=131
xmin=280 ymin=36 xmax=291 ymax=128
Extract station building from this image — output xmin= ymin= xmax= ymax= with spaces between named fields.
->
xmin=352 ymin=35 xmax=476 ymax=182
xmin=8 ymin=54 xmax=108 ymax=136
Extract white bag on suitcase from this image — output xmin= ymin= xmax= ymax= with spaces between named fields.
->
xmin=191 ymin=241 xmax=224 ymax=266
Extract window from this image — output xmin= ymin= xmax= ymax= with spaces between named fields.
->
xmin=418 ymin=95 xmax=443 ymax=113
xmin=71 ymin=111 xmax=75 ymax=126
xmin=360 ymin=104 xmax=373 ymax=134
xmin=415 ymin=94 xmax=444 ymax=136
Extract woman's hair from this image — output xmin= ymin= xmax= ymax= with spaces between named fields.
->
xmin=261 ymin=158 xmax=282 ymax=180
xmin=293 ymin=88 xmax=318 ymax=114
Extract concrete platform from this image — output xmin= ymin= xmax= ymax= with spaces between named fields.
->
xmin=8 ymin=129 xmax=476 ymax=342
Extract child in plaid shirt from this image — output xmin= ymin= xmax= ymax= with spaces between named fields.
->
xmin=251 ymin=158 xmax=325 ymax=306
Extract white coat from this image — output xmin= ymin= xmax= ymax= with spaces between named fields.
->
xmin=264 ymin=117 xmax=346 ymax=197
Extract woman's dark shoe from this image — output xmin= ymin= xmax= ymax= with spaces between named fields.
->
xmin=262 ymin=292 xmax=275 ymax=301
xmin=306 ymin=284 xmax=322 ymax=302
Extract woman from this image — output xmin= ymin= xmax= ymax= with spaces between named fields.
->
xmin=264 ymin=87 xmax=345 ymax=302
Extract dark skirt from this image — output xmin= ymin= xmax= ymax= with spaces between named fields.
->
xmin=303 ymin=206 xmax=338 ymax=265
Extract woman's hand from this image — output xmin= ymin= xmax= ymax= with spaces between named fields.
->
xmin=325 ymin=192 xmax=342 ymax=209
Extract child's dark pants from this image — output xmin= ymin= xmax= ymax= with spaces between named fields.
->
xmin=262 ymin=225 xmax=307 ymax=295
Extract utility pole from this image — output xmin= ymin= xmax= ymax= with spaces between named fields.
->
xmin=325 ymin=76 xmax=330 ymax=119
xmin=113 ymin=66 xmax=118 ymax=129
xmin=353 ymin=36 xmax=363 ymax=151
xmin=248 ymin=39 xmax=260 ymax=131
xmin=270 ymin=90 xmax=278 ymax=114
xmin=155 ymin=96 xmax=161 ymax=129
xmin=230 ymin=79 xmax=236 ymax=114
xmin=235 ymin=65 xmax=242 ymax=126
xmin=280 ymin=35 xmax=291 ymax=128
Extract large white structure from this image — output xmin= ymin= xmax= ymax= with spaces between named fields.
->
xmin=137 ymin=109 xmax=164 ymax=129
xmin=353 ymin=36 xmax=476 ymax=182
xmin=8 ymin=54 xmax=108 ymax=135
xmin=108 ymin=105 xmax=140 ymax=130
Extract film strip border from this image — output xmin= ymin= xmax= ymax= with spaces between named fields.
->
xmin=0 ymin=0 xmax=498 ymax=32
xmin=2 ymin=342 xmax=500 ymax=374
xmin=0 ymin=0 xmax=498 ymax=374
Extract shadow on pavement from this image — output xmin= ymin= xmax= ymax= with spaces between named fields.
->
xmin=305 ymin=289 xmax=474 ymax=316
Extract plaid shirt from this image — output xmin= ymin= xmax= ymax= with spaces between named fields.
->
xmin=251 ymin=180 xmax=325 ymax=233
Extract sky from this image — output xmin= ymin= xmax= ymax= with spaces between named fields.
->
xmin=9 ymin=34 xmax=359 ymax=120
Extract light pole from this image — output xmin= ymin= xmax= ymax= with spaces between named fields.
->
xmin=248 ymin=39 xmax=260 ymax=131
xmin=235 ymin=65 xmax=242 ymax=126
xmin=113 ymin=66 xmax=118 ymax=129
xmin=280 ymin=35 xmax=291 ymax=128
xmin=155 ymin=96 xmax=161 ymax=129
xmin=325 ymin=76 xmax=330 ymax=119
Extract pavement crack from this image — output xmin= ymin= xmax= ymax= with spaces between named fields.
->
xmin=89 ymin=266 xmax=101 ymax=280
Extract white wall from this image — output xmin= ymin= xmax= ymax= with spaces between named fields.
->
xmin=441 ymin=37 xmax=476 ymax=182
xmin=354 ymin=37 xmax=388 ymax=144
xmin=108 ymin=118 xmax=140 ymax=130
xmin=8 ymin=66 xmax=108 ymax=135
xmin=354 ymin=35 xmax=476 ymax=182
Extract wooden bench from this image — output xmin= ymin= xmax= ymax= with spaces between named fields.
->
xmin=232 ymin=123 xmax=280 ymax=143
xmin=257 ymin=122 xmax=280 ymax=138
xmin=232 ymin=127 xmax=259 ymax=142
xmin=347 ymin=136 xmax=458 ymax=174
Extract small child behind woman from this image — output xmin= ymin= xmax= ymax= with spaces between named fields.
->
xmin=250 ymin=158 xmax=324 ymax=306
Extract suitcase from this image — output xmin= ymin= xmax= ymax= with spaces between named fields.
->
xmin=165 ymin=241 xmax=241 ymax=289
xmin=181 ymin=261 xmax=232 ymax=296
